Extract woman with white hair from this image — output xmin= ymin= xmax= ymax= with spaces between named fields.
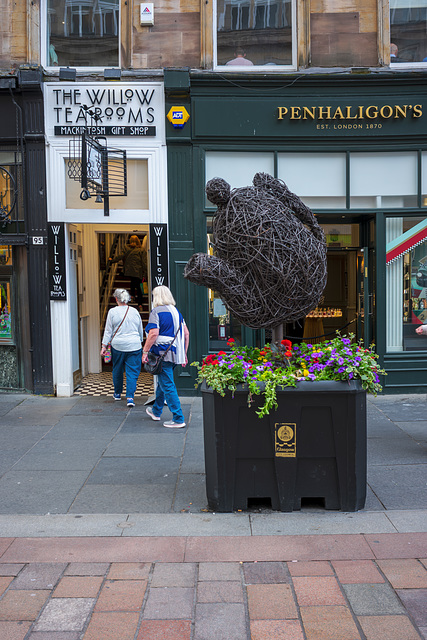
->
xmin=101 ymin=288 xmax=144 ymax=407
xmin=142 ymin=285 xmax=190 ymax=428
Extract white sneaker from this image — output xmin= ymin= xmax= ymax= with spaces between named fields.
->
xmin=146 ymin=407 xmax=160 ymax=421
xmin=163 ymin=420 xmax=186 ymax=429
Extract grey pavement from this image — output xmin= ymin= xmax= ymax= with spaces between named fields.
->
xmin=0 ymin=391 xmax=425 ymax=537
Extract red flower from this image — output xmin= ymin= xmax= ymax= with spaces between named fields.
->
xmin=203 ymin=354 xmax=219 ymax=366
xmin=218 ymin=351 xmax=226 ymax=356
xmin=227 ymin=338 xmax=235 ymax=345
xmin=281 ymin=339 xmax=292 ymax=348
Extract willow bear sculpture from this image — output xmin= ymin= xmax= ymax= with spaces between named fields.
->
xmin=183 ymin=172 xmax=327 ymax=329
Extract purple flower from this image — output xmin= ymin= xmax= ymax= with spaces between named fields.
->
xmin=337 ymin=367 xmax=345 ymax=373
xmin=338 ymin=357 xmax=344 ymax=365
xmin=342 ymin=338 xmax=351 ymax=345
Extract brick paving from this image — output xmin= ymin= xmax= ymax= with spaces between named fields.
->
xmin=0 ymin=534 xmax=424 ymax=639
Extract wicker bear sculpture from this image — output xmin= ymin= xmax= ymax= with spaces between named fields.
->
xmin=183 ymin=172 xmax=327 ymax=329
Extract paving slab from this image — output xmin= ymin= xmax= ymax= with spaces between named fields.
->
xmin=342 ymin=582 xmax=406 ymax=615
xmin=68 ymin=484 xmax=176 ymax=514
xmin=172 ymin=473 xmax=208 ymax=512
xmin=122 ymin=513 xmax=252 ymax=537
xmin=395 ymin=421 xmax=427 ymax=443
xmin=367 ymin=464 xmax=427 ymax=509
xmin=385 ymin=509 xmax=427 ymax=533
xmin=0 ymin=470 xmax=91 ymax=514
xmin=194 ymin=602 xmax=247 ymax=640
xmin=0 ymin=515 xmax=128 ymax=537
xmin=396 ymin=588 xmax=427 ymax=627
xmin=2 ymin=398 xmax=78 ymax=427
xmin=365 ymin=533 xmax=427 ymax=559
xmin=185 ymin=534 xmax=375 ymax=563
xmin=0 ymin=537 xmax=186 ymax=563
xmin=102 ymin=433 xmax=185 ymax=458
xmin=368 ymin=436 xmax=426 ymax=464
xmin=85 ymin=456 xmax=180 ymax=485
xmin=250 ymin=511 xmax=397 ymax=536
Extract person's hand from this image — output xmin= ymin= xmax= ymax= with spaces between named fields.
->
xmin=416 ymin=326 xmax=426 ymax=335
xmin=100 ymin=345 xmax=107 ymax=356
xmin=142 ymin=352 xmax=149 ymax=363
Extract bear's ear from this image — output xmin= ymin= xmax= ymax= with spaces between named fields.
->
xmin=206 ymin=177 xmax=231 ymax=205
xmin=253 ymin=172 xmax=282 ymax=191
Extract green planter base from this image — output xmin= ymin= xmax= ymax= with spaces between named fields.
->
xmin=202 ymin=380 xmax=367 ymax=512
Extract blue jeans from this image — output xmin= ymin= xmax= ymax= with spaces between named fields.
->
xmin=112 ymin=347 xmax=142 ymax=399
xmin=152 ymin=361 xmax=185 ymax=423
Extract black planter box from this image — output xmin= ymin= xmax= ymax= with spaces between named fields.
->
xmin=202 ymin=380 xmax=367 ymax=512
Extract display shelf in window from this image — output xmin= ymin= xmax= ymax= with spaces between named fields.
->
xmin=0 ymin=278 xmax=12 ymax=342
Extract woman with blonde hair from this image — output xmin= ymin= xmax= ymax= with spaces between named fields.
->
xmin=142 ymin=285 xmax=189 ymax=428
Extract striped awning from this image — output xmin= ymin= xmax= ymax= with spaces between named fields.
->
xmin=386 ymin=218 xmax=427 ymax=264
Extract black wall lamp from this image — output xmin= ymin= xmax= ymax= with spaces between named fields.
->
xmin=59 ymin=67 xmax=77 ymax=81
xmin=104 ymin=68 xmax=121 ymax=80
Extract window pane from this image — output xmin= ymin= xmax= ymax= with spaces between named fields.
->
xmin=0 ymin=277 xmax=12 ymax=342
xmin=47 ymin=0 xmax=120 ymax=67
xmin=66 ymin=159 xmax=148 ymax=210
xmin=421 ymin=151 xmax=427 ymax=206
xmin=350 ymin=152 xmax=417 ymax=208
xmin=207 ymin=217 xmax=241 ymax=350
xmin=205 ymin=152 xmax=274 ymax=204
xmin=390 ymin=0 xmax=427 ymax=63
xmin=277 ymin=153 xmax=346 ymax=209
xmin=217 ymin=0 xmax=293 ymax=66
xmin=386 ymin=216 xmax=427 ymax=352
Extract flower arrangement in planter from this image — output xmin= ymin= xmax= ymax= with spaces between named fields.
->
xmin=192 ymin=334 xmax=385 ymax=418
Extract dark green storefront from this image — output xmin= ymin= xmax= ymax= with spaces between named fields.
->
xmin=165 ymin=69 xmax=427 ymax=395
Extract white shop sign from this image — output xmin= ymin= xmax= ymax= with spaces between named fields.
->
xmin=44 ymin=82 xmax=164 ymax=139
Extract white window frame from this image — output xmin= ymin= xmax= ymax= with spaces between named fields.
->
xmin=390 ymin=0 xmax=427 ymax=68
xmin=213 ymin=0 xmax=297 ymax=71
xmin=41 ymin=0 xmax=121 ymax=72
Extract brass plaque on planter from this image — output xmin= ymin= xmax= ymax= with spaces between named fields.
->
xmin=275 ymin=423 xmax=296 ymax=457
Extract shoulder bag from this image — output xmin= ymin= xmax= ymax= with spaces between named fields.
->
xmin=144 ymin=320 xmax=183 ymax=375
xmin=103 ymin=306 xmax=129 ymax=363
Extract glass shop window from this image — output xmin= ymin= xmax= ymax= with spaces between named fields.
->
xmin=205 ymin=152 xmax=275 ymax=206
xmin=277 ymin=153 xmax=346 ymax=209
xmin=65 ymin=159 xmax=148 ymax=210
xmin=47 ymin=0 xmax=120 ymax=67
xmin=350 ymin=152 xmax=417 ymax=209
xmin=390 ymin=0 xmax=427 ymax=64
xmin=215 ymin=0 xmax=295 ymax=68
xmin=386 ymin=217 xmax=427 ymax=352
xmin=0 ymin=246 xmax=13 ymax=344
xmin=207 ymin=217 xmax=242 ymax=350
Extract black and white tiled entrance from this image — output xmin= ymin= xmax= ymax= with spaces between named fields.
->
xmin=74 ymin=371 xmax=154 ymax=397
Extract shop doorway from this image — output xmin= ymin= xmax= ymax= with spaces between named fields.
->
xmin=311 ymin=221 xmax=375 ymax=347
xmin=99 ymin=231 xmax=150 ymax=351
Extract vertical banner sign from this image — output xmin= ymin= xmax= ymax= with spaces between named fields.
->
xmin=48 ymin=223 xmax=67 ymax=300
xmin=149 ymin=223 xmax=169 ymax=290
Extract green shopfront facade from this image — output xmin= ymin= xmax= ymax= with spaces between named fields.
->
xmin=165 ymin=70 xmax=427 ymax=395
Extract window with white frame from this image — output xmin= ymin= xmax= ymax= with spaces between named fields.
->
xmin=46 ymin=0 xmax=120 ymax=67
xmin=215 ymin=0 xmax=295 ymax=68
xmin=390 ymin=0 xmax=427 ymax=64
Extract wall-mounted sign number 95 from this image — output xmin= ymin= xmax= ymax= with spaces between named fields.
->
xmin=32 ymin=237 xmax=44 ymax=245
